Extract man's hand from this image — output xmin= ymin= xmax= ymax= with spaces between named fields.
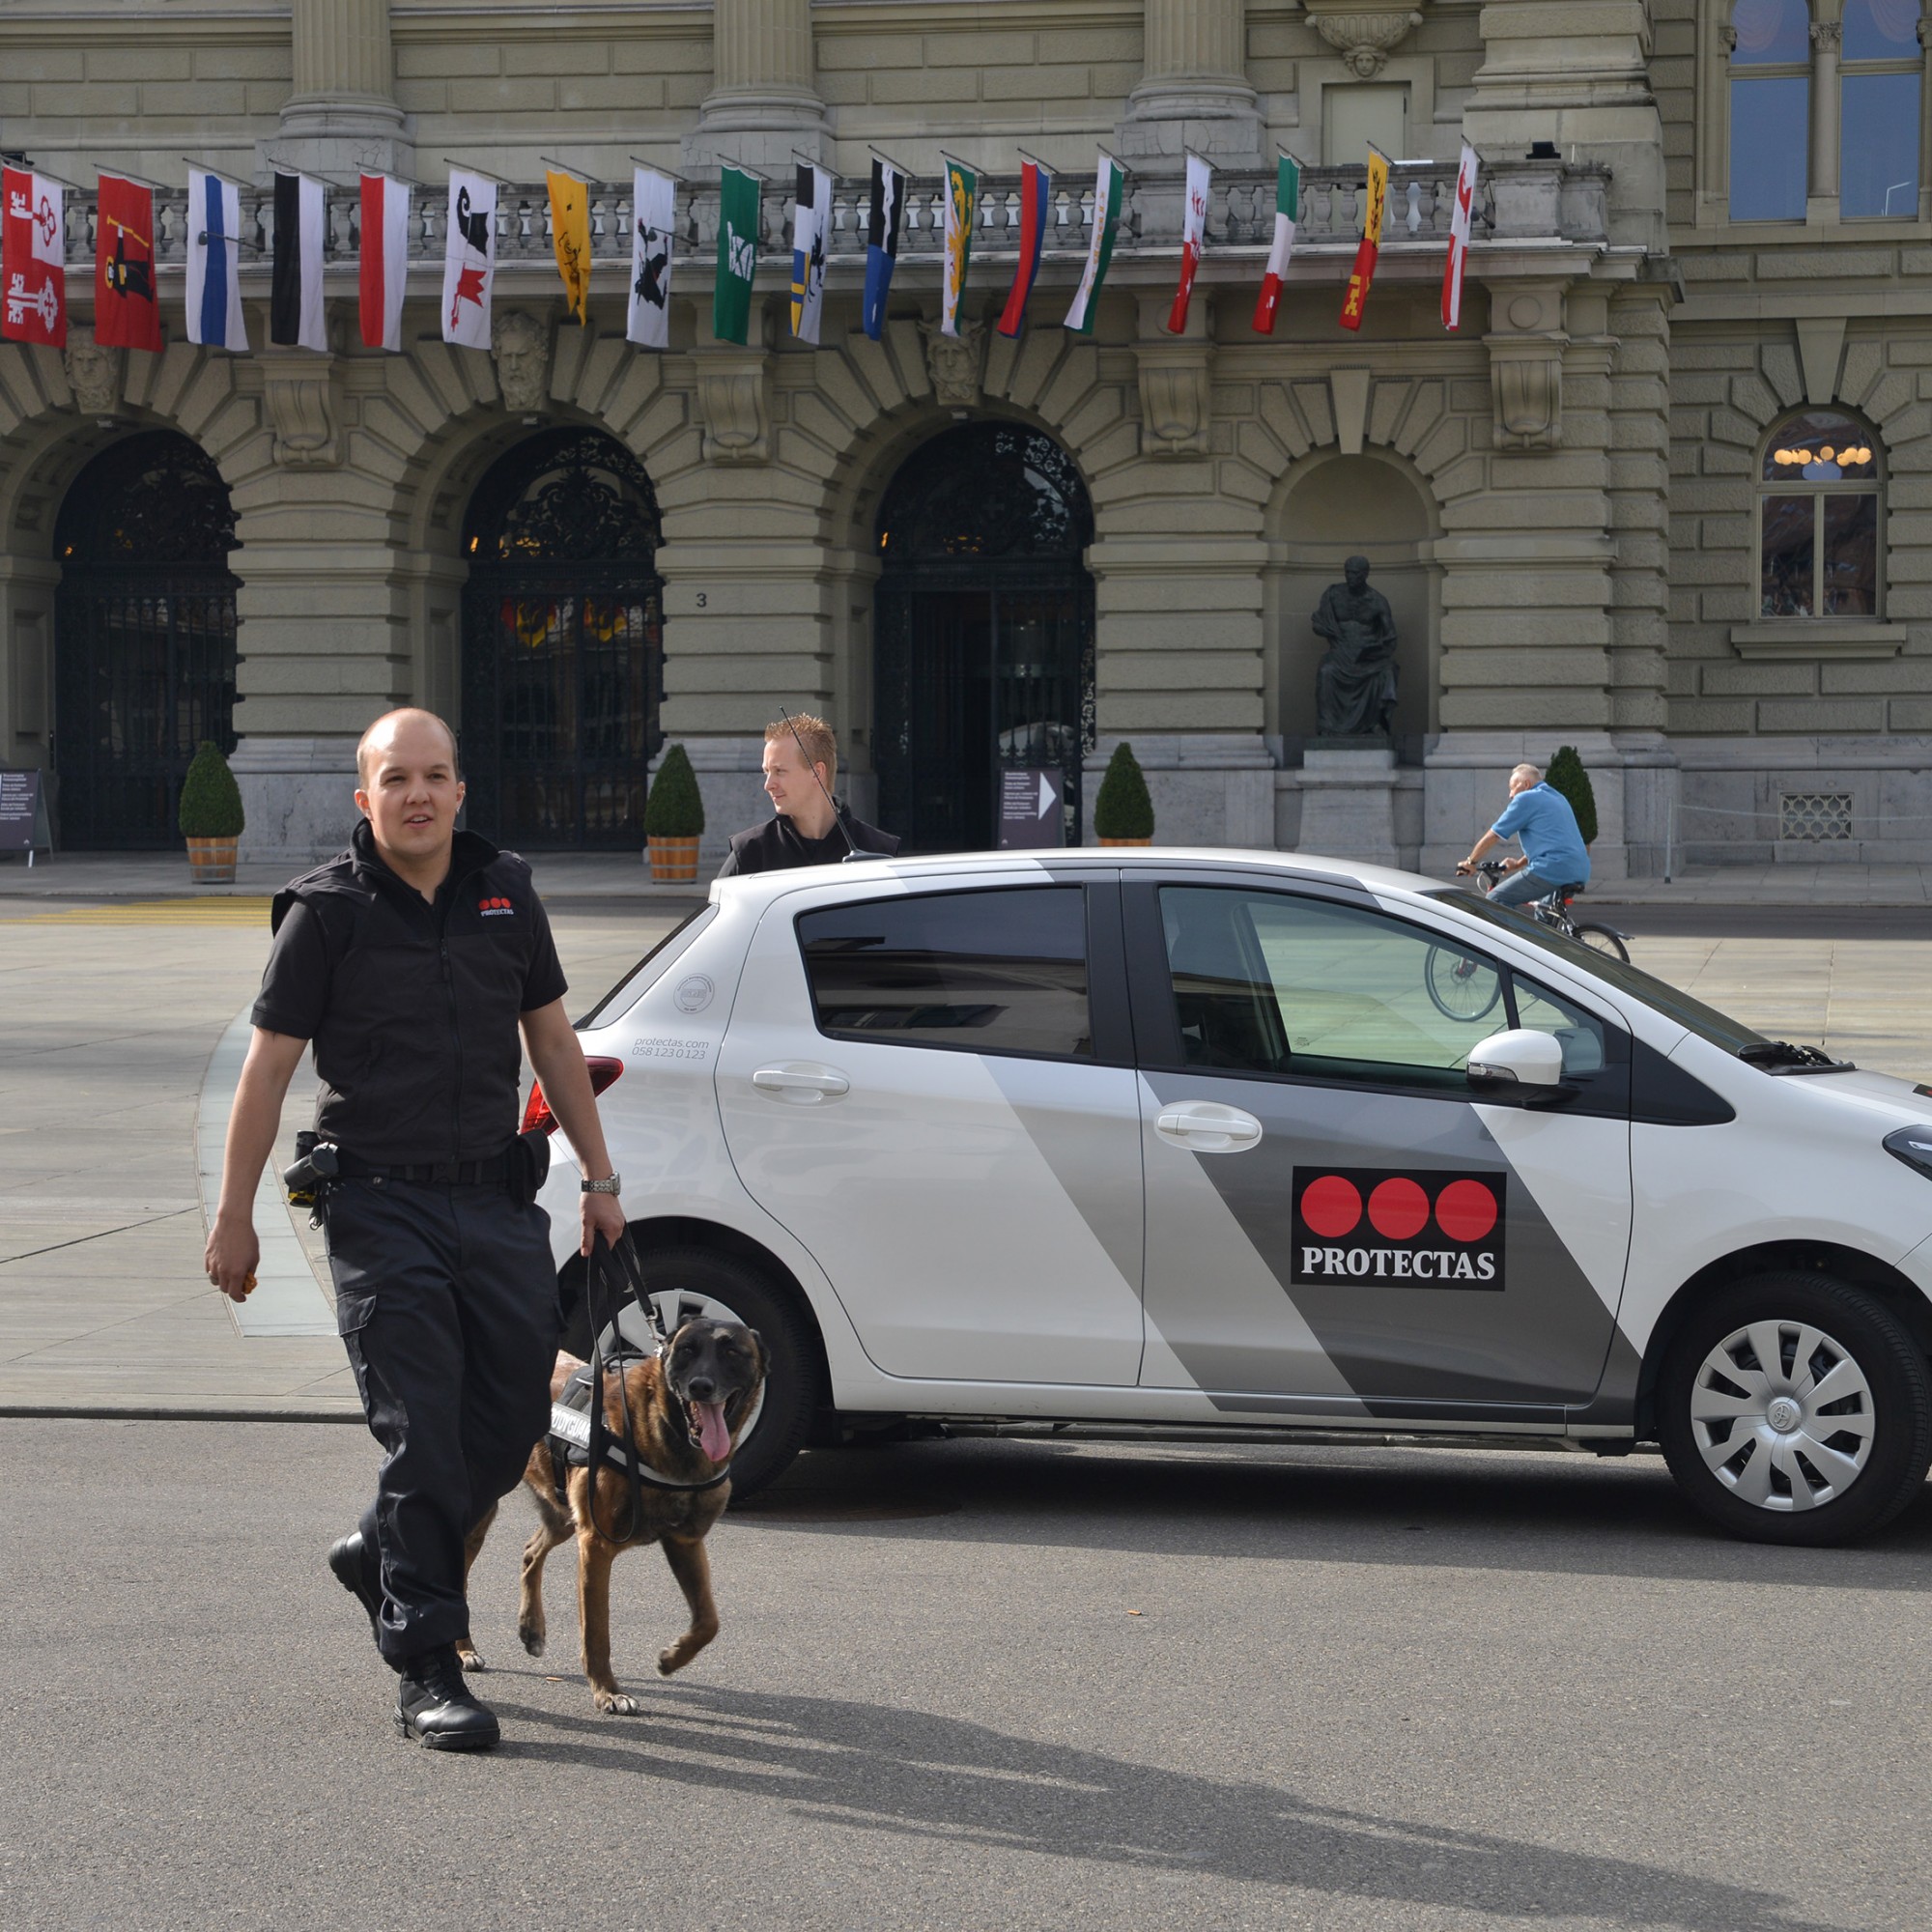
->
xmin=1502 ymin=854 xmax=1528 ymax=872
xmin=580 ymin=1188 xmax=626 ymax=1259
xmin=206 ymin=1210 xmax=261 ymax=1301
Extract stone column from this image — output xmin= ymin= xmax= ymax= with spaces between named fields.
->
xmin=266 ymin=0 xmax=409 ymax=180
xmin=1807 ymin=9 xmax=1843 ymax=223
xmin=1119 ymin=0 xmax=1262 ymax=170
xmin=687 ymin=0 xmax=828 ymax=172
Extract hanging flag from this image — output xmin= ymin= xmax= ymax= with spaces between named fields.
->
xmin=547 ymin=168 xmax=591 ymax=325
xmin=358 ymin=173 xmax=410 ymax=352
xmin=1441 ymin=143 xmax=1480 ymax=332
xmin=628 ymin=167 xmax=675 ymax=350
xmin=996 ymin=159 xmax=1051 ymax=340
xmin=1253 ymin=155 xmax=1301 ymax=336
xmin=1340 ymin=146 xmax=1390 ymax=332
xmin=96 ymin=174 xmax=161 ymax=352
xmin=442 ymin=169 xmax=496 ymax=349
xmin=940 ymin=157 xmax=976 ymax=338
xmin=2 ymin=167 xmax=66 ymax=348
xmin=714 ymin=165 xmax=758 ymax=346
xmin=186 ymin=168 xmax=247 ymax=353
xmin=1064 ymin=155 xmax=1122 ymax=336
xmin=790 ymin=163 xmax=830 ymax=345
xmin=270 ymin=172 xmax=327 ymax=352
xmin=862 ymin=158 xmax=905 ymax=341
xmin=1167 ymin=153 xmax=1210 ymax=334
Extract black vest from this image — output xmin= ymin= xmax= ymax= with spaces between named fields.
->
xmin=270 ymin=824 xmax=546 ymax=1167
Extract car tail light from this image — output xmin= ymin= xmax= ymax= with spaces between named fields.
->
xmin=521 ymin=1056 xmax=624 ymax=1136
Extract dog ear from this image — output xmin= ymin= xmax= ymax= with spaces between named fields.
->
xmin=750 ymin=1328 xmax=766 ymax=1366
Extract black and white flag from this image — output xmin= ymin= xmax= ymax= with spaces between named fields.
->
xmin=270 ymin=171 xmax=327 ymax=352
xmin=627 ymin=167 xmax=675 ymax=351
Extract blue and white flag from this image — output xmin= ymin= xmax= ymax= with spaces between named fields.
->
xmin=186 ymin=167 xmax=247 ymax=352
xmin=862 ymin=157 xmax=905 ymax=342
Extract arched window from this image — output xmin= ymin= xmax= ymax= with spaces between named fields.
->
xmin=1758 ymin=411 xmax=1883 ymax=618
xmin=1842 ymin=0 xmax=1923 ymax=218
xmin=1729 ymin=0 xmax=1812 ymax=220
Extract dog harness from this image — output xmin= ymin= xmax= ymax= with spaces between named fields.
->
xmin=546 ymin=1359 xmax=733 ymax=1502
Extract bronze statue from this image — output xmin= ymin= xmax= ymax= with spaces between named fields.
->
xmin=1313 ymin=555 xmax=1399 ymax=740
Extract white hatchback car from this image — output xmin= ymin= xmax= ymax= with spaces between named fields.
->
xmin=526 ymin=849 xmax=1932 ymax=1546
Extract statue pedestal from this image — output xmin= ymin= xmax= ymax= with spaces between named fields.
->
xmin=1296 ymin=745 xmax=1400 ymax=870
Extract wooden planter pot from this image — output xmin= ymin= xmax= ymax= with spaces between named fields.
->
xmin=185 ymin=836 xmax=239 ymax=884
xmin=648 ymin=835 xmax=701 ymax=883
xmin=1096 ymin=836 xmax=1153 ymax=847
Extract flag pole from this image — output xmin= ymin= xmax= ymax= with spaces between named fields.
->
xmin=867 ymin=146 xmax=912 ymax=178
xmin=716 ymin=156 xmax=771 ymax=183
xmin=1014 ymin=148 xmax=1054 ymax=175
xmin=628 ymin=158 xmax=690 ymax=186
xmin=538 ymin=156 xmax=591 ymax=183
xmin=7 ymin=159 xmax=84 ymax=192
xmin=100 ymin=164 xmax=175 ymax=194
xmin=440 ymin=158 xmax=520 ymax=187
xmin=181 ymin=158 xmax=256 ymax=192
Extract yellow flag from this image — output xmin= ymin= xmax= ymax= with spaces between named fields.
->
xmin=1340 ymin=146 xmax=1390 ymax=332
xmin=547 ymin=169 xmax=590 ymax=324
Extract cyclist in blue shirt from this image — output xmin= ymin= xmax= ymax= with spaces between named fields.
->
xmin=1458 ymin=762 xmax=1590 ymax=909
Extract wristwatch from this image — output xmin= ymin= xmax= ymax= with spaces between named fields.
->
xmin=581 ymin=1173 xmax=622 ymax=1196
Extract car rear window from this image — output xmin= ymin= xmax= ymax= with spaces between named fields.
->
xmin=575 ymin=905 xmax=718 ymax=1028
xmin=797 ymin=887 xmax=1094 ymax=1059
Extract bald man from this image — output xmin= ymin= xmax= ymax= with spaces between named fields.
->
xmin=206 ymin=708 xmax=627 ymax=1751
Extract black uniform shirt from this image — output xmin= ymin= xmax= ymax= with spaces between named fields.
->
xmin=717 ymin=806 xmax=899 ymax=877
xmin=253 ymin=821 xmax=567 ymax=1166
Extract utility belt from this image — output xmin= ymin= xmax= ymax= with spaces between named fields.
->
xmin=284 ymin=1128 xmax=551 ymax=1221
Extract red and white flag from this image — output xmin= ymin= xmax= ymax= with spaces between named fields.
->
xmin=1441 ymin=144 xmax=1479 ymax=332
xmin=441 ymin=170 xmax=496 ymax=349
xmin=359 ymin=173 xmax=411 ymax=351
xmin=1166 ymin=153 xmax=1211 ymax=334
xmin=2 ymin=166 xmax=66 ymax=347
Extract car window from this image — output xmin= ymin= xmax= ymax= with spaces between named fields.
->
xmin=576 ymin=904 xmax=718 ymax=1027
xmin=1158 ymin=887 xmax=1506 ymax=1092
xmin=797 ymin=887 xmax=1093 ymax=1060
xmin=1511 ymin=972 xmax=1608 ymax=1078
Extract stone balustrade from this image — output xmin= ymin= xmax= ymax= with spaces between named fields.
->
xmin=57 ymin=159 xmax=1609 ymax=276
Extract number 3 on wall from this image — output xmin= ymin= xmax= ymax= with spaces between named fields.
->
xmin=695 ymin=592 xmax=707 ymax=609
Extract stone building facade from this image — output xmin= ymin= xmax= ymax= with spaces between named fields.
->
xmin=0 ymin=0 xmax=1926 ymax=873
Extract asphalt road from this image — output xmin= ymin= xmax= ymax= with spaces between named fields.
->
xmin=3 ymin=1418 xmax=1926 ymax=1932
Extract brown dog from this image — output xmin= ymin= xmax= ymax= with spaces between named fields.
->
xmin=458 ymin=1319 xmax=768 ymax=1714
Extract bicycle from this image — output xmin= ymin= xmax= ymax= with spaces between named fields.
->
xmin=1424 ymin=859 xmax=1631 ymax=1022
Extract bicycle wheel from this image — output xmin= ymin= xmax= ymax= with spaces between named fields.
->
xmin=1424 ymin=944 xmax=1504 ymax=1022
xmin=1573 ymin=923 xmax=1630 ymax=963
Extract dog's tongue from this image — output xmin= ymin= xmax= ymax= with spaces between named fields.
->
xmin=693 ymin=1400 xmax=731 ymax=1463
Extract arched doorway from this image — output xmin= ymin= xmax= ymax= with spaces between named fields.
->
xmin=52 ymin=431 xmax=240 ymax=848
xmin=874 ymin=421 xmax=1095 ymax=852
xmin=460 ymin=428 xmax=663 ymax=848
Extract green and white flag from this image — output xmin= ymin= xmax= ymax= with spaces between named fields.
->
xmin=713 ymin=165 xmax=759 ymax=345
xmin=940 ymin=157 xmax=976 ymax=338
xmin=1065 ymin=156 xmax=1123 ymax=335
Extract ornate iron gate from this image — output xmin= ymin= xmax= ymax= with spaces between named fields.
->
xmin=52 ymin=432 xmax=240 ymax=849
xmin=873 ymin=422 xmax=1095 ymax=854
xmin=461 ymin=430 xmax=664 ymax=849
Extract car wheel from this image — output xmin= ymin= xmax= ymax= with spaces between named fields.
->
xmin=589 ymin=1242 xmax=820 ymax=1498
xmin=1657 ymin=1271 xmax=1932 ymax=1547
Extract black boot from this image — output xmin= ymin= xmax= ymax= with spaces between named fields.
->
xmin=327 ymin=1531 xmax=383 ymax=1644
xmin=395 ymin=1643 xmax=501 ymax=1751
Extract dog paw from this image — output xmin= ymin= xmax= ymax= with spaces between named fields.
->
xmin=595 ymin=1690 xmax=640 ymax=1716
xmin=657 ymin=1647 xmax=687 ymax=1678
xmin=518 ymin=1626 xmax=546 ymax=1659
xmin=455 ymin=1643 xmax=486 ymax=1673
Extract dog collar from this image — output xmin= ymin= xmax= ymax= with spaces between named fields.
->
xmin=548 ymin=1400 xmax=732 ymax=1491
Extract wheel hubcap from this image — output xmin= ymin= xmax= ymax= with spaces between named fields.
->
xmin=1688 ymin=1319 xmax=1876 ymax=1512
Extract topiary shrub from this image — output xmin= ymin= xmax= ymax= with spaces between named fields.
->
xmin=1093 ymin=740 xmax=1154 ymax=840
xmin=1545 ymin=745 xmax=1598 ymax=846
xmin=178 ymin=740 xmax=244 ymax=838
xmin=643 ymin=742 xmax=705 ymax=838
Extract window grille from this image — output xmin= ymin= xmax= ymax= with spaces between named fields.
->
xmin=1779 ymin=792 xmax=1854 ymax=841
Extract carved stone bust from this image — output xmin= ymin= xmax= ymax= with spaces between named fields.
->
xmin=920 ymin=319 xmax=984 ymax=410
xmin=64 ymin=334 xmax=122 ymax=416
xmin=491 ymin=311 xmax=550 ymax=412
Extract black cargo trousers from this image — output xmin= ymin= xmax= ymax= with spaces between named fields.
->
xmin=326 ymin=1174 xmax=561 ymax=1668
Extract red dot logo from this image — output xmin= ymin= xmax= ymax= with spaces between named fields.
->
xmin=1368 ymin=1177 xmax=1430 ymax=1241
xmin=1300 ymin=1174 xmax=1362 ymax=1239
xmin=1435 ymin=1179 xmax=1499 ymax=1243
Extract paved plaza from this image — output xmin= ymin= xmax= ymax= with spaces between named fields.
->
xmin=2 ymin=861 xmax=1929 ymax=1930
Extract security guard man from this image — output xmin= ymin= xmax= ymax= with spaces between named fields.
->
xmin=205 ymin=708 xmax=626 ymax=1750
xmin=717 ymin=713 xmax=898 ymax=875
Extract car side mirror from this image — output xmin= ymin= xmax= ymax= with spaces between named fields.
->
xmin=1467 ymin=1029 xmax=1565 ymax=1091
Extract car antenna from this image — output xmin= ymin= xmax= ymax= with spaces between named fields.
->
xmin=778 ymin=706 xmax=881 ymax=863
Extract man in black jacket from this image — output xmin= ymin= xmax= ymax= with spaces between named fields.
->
xmin=204 ymin=708 xmax=626 ymax=1751
xmin=717 ymin=713 xmax=898 ymax=875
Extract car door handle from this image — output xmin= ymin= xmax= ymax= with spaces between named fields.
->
xmin=1155 ymin=1104 xmax=1264 ymax=1152
xmin=751 ymin=1064 xmax=850 ymax=1102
